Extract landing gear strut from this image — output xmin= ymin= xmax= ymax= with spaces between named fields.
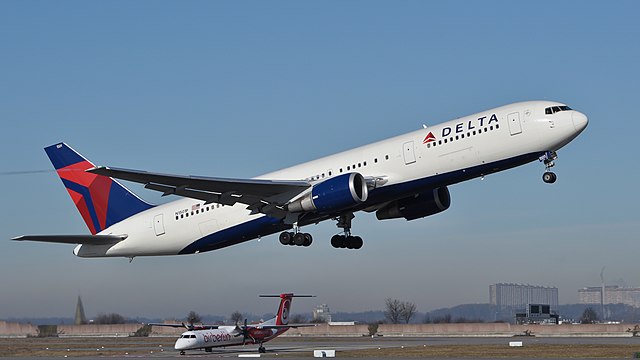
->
xmin=331 ymin=213 xmax=363 ymax=249
xmin=540 ymin=151 xmax=558 ymax=184
xmin=279 ymin=223 xmax=312 ymax=247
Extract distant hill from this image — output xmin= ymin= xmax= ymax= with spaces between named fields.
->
xmin=5 ymin=303 xmax=640 ymax=326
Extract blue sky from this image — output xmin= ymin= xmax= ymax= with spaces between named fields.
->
xmin=1 ymin=0 xmax=639 ymax=319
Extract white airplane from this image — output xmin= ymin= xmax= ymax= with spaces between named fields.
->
xmin=13 ymin=101 xmax=588 ymax=258
xmin=151 ymin=293 xmax=314 ymax=355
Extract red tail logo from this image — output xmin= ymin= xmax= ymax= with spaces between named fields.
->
xmin=276 ymin=294 xmax=293 ymax=325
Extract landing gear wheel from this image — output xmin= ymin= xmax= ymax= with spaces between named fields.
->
xmin=331 ymin=234 xmax=344 ymax=248
xmin=180 ymin=351 xmax=185 ymax=355
xmin=279 ymin=231 xmax=292 ymax=245
xmin=352 ymin=236 xmax=363 ymax=249
xmin=293 ymin=232 xmax=306 ymax=246
xmin=303 ymin=233 xmax=313 ymax=246
xmin=542 ymin=172 xmax=557 ymax=184
xmin=258 ymin=345 xmax=266 ymax=353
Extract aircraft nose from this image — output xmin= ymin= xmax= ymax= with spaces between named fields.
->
xmin=572 ymin=111 xmax=588 ymax=133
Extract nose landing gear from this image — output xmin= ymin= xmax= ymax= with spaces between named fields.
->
xmin=540 ymin=151 xmax=558 ymax=184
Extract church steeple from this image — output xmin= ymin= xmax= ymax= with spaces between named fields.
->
xmin=74 ymin=295 xmax=87 ymax=325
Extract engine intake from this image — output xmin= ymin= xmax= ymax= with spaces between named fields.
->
xmin=376 ymin=187 xmax=450 ymax=221
xmin=288 ymin=173 xmax=368 ymax=213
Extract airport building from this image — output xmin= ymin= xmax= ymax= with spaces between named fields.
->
xmin=578 ymin=286 xmax=640 ymax=307
xmin=490 ymin=283 xmax=559 ymax=309
xmin=312 ymin=304 xmax=332 ymax=323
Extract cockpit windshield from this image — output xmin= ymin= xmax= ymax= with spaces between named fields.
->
xmin=545 ymin=105 xmax=572 ymax=115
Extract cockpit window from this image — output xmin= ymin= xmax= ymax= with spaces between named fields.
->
xmin=545 ymin=105 xmax=572 ymax=115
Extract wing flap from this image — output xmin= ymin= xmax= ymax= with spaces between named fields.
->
xmin=12 ymin=234 xmax=127 ymax=245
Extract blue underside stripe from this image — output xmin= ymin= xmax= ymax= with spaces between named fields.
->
xmin=179 ymin=152 xmax=544 ymax=254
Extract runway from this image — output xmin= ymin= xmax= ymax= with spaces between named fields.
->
xmin=1 ymin=336 xmax=639 ymax=359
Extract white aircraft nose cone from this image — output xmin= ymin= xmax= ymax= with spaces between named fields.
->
xmin=572 ymin=111 xmax=588 ymax=132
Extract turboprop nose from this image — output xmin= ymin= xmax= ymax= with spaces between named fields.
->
xmin=572 ymin=111 xmax=588 ymax=133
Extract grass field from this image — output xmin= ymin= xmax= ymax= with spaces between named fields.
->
xmin=0 ymin=337 xmax=639 ymax=358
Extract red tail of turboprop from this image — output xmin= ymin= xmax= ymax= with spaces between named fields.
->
xmin=259 ymin=293 xmax=314 ymax=325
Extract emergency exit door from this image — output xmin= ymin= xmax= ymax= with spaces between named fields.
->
xmin=403 ymin=141 xmax=416 ymax=164
xmin=507 ymin=112 xmax=522 ymax=135
xmin=153 ymin=214 xmax=165 ymax=236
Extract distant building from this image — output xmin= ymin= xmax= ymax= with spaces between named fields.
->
xmin=312 ymin=304 xmax=331 ymax=323
xmin=74 ymin=296 xmax=87 ymax=325
xmin=578 ymin=286 xmax=640 ymax=307
xmin=490 ymin=283 xmax=559 ymax=309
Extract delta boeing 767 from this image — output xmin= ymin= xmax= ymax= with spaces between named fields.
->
xmin=14 ymin=101 xmax=588 ymax=258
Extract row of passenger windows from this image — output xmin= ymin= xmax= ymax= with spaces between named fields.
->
xmin=175 ymin=203 xmax=225 ymax=221
xmin=304 ymin=154 xmax=390 ymax=181
xmin=426 ymin=124 xmax=499 ymax=149
xmin=545 ymin=105 xmax=572 ymax=115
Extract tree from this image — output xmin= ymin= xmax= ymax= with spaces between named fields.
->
xmin=367 ymin=322 xmax=379 ymax=336
xmin=94 ymin=313 xmax=126 ymax=324
xmin=384 ymin=298 xmax=403 ymax=324
xmin=580 ymin=307 xmax=598 ymax=324
xmin=400 ymin=302 xmax=417 ymax=324
xmin=230 ymin=311 xmax=243 ymax=325
xmin=186 ymin=311 xmax=202 ymax=326
xmin=291 ymin=314 xmax=307 ymax=324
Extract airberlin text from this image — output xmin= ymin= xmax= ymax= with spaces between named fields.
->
xmin=203 ymin=332 xmax=232 ymax=343
xmin=442 ymin=114 xmax=499 ymax=137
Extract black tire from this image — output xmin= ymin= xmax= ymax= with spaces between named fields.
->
xmin=543 ymin=172 xmax=557 ymax=184
xmin=279 ymin=232 xmax=291 ymax=245
xmin=293 ymin=232 xmax=306 ymax=246
xmin=331 ymin=235 xmax=343 ymax=248
xmin=303 ymin=233 xmax=313 ymax=246
xmin=352 ymin=236 xmax=363 ymax=249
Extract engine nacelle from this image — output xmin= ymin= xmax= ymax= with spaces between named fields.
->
xmin=376 ymin=187 xmax=451 ymax=221
xmin=288 ymin=173 xmax=368 ymax=213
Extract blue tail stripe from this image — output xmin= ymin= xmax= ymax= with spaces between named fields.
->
xmin=106 ymin=181 xmax=153 ymax=226
xmin=45 ymin=143 xmax=87 ymax=170
xmin=60 ymin=178 xmax=103 ymax=233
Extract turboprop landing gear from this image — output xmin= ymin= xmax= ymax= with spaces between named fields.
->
xmin=279 ymin=223 xmax=312 ymax=247
xmin=539 ymin=151 xmax=558 ymax=184
xmin=331 ymin=213 xmax=363 ymax=249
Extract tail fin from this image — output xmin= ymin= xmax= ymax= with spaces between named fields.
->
xmin=45 ymin=143 xmax=153 ymax=234
xmin=260 ymin=293 xmax=314 ymax=325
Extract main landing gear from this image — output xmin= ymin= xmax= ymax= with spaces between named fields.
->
xmin=279 ymin=223 xmax=313 ymax=247
xmin=277 ymin=213 xmax=364 ymax=249
xmin=540 ymin=151 xmax=558 ymax=184
xmin=330 ymin=213 xmax=363 ymax=250
xmin=258 ymin=345 xmax=266 ymax=353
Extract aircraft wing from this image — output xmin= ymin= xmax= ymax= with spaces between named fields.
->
xmin=256 ymin=324 xmax=317 ymax=329
xmin=12 ymin=234 xmax=127 ymax=245
xmin=148 ymin=323 xmax=220 ymax=330
xmin=88 ymin=166 xmax=310 ymax=218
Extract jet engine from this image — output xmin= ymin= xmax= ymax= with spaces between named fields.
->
xmin=287 ymin=173 xmax=368 ymax=213
xmin=376 ymin=187 xmax=450 ymax=221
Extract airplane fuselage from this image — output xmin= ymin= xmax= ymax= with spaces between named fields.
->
xmin=74 ymin=100 xmax=588 ymax=257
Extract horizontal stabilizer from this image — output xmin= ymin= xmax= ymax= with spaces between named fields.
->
xmin=12 ymin=234 xmax=127 ymax=245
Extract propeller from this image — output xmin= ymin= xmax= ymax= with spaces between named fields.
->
xmin=234 ymin=318 xmax=250 ymax=343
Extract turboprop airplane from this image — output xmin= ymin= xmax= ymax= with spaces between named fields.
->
xmin=151 ymin=293 xmax=314 ymax=354
xmin=13 ymin=101 xmax=588 ymax=258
